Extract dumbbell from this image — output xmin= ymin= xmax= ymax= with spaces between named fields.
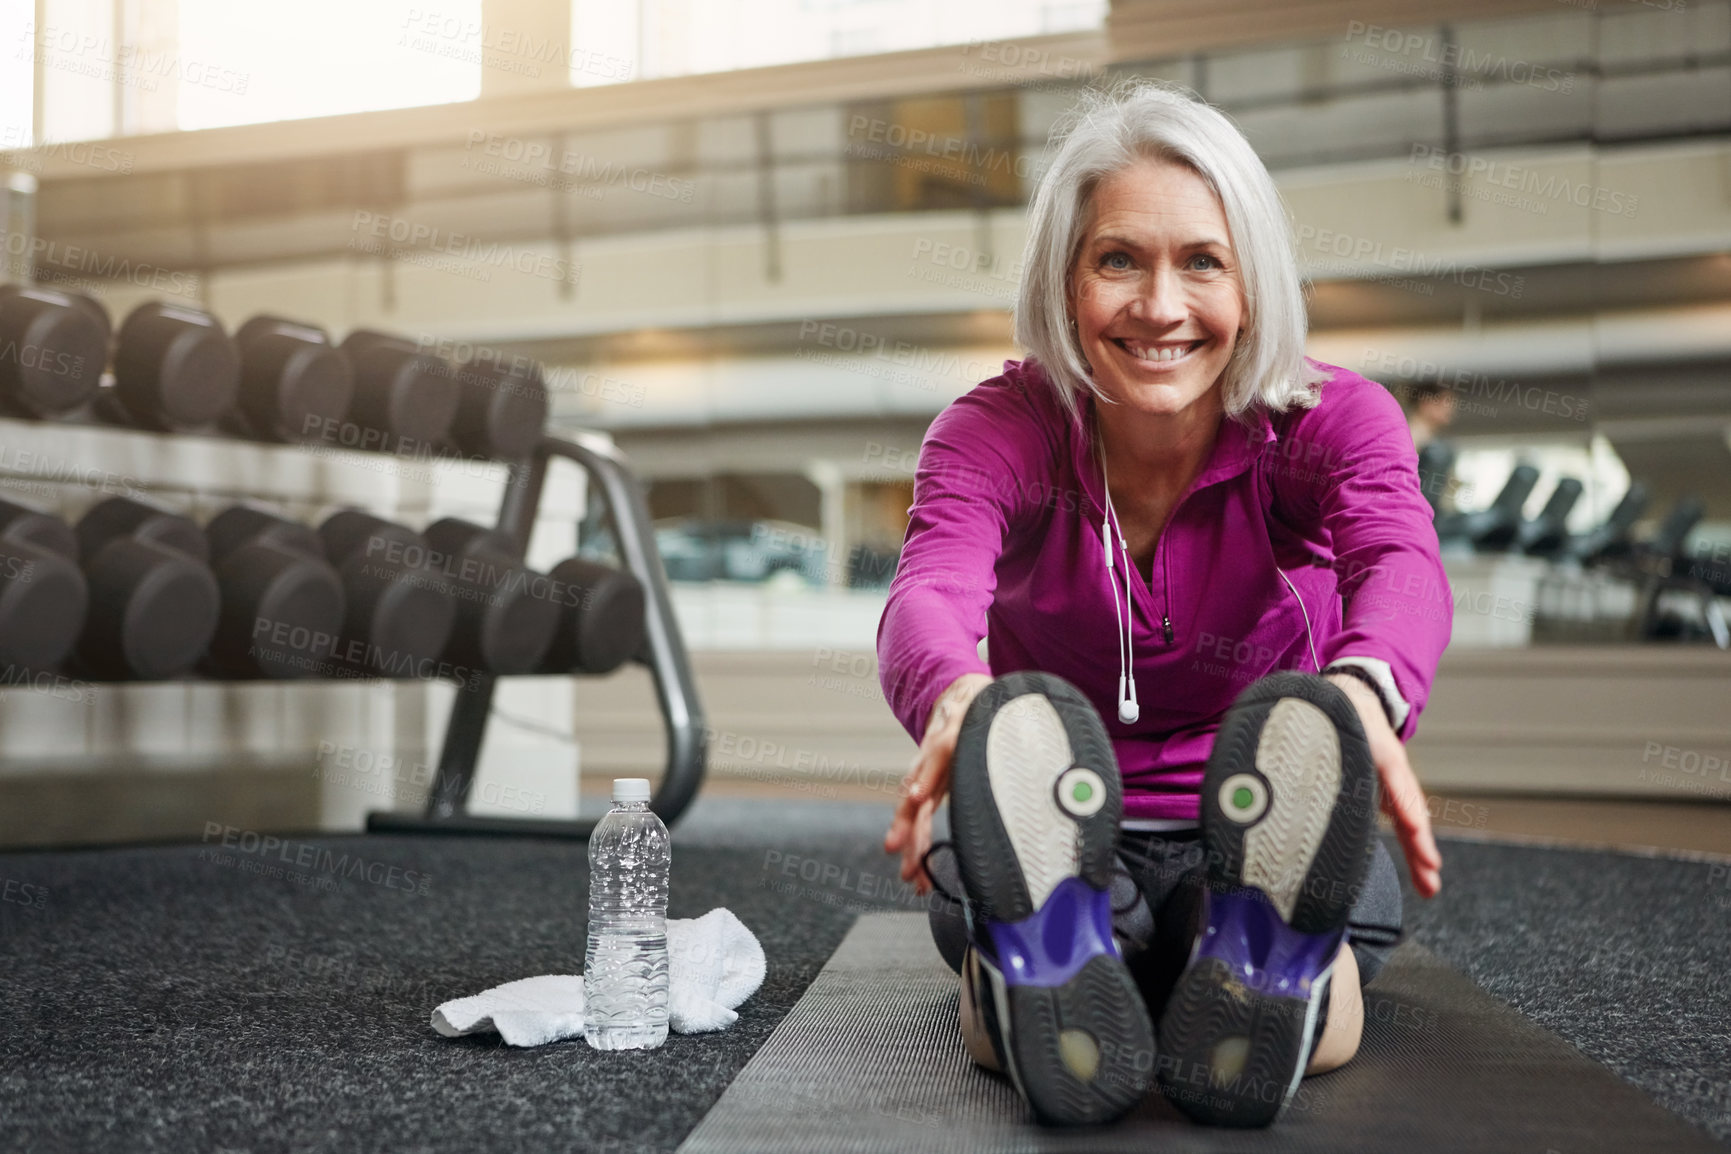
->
xmin=318 ymin=510 xmax=456 ymax=678
xmin=204 ymin=504 xmax=346 ymax=678
xmin=74 ymin=496 xmax=219 ymax=679
xmin=338 ymin=330 xmax=459 ymax=449
xmin=421 ymin=518 xmax=560 ymax=675
xmin=68 ymin=290 xmax=112 ymax=345
xmin=449 ymin=356 xmax=548 ymax=460
xmin=0 ymin=282 xmax=111 ymax=344
xmin=540 ymin=557 xmax=646 ymax=675
xmin=0 ymin=285 xmax=108 ymax=417
xmin=0 ymin=497 xmax=88 ymax=672
xmin=227 ymin=315 xmax=354 ymax=443
xmin=112 ymin=301 xmax=240 ymax=431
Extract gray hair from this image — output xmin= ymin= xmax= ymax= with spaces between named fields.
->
xmin=1013 ymin=81 xmax=1325 ymax=422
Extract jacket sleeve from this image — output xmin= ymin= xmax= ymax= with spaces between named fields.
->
xmin=876 ymin=377 xmax=1047 ymax=743
xmin=1272 ymin=370 xmax=1453 ymax=740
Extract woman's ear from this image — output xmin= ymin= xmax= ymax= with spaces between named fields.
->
xmin=1073 ymin=316 xmax=1092 ymax=377
xmin=1063 ymin=272 xmax=1092 ymax=374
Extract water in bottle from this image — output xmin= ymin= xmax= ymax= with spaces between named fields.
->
xmin=584 ymin=777 xmax=671 ymax=1051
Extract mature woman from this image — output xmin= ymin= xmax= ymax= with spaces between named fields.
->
xmin=877 ymin=83 xmax=1449 ymax=1130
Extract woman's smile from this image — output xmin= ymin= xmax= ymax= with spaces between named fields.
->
xmin=1110 ymin=337 xmax=1209 ymax=368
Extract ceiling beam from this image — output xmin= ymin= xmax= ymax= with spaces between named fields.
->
xmin=10 ymin=0 xmax=1575 ymax=181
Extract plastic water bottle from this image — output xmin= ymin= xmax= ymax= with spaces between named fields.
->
xmin=584 ymin=778 xmax=671 ymax=1051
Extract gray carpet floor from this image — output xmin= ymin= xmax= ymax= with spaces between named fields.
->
xmin=0 ymin=797 xmax=1725 ymax=1152
xmin=1402 ymin=832 xmax=1731 ymax=1144
xmin=0 ymin=798 xmax=906 ymax=1154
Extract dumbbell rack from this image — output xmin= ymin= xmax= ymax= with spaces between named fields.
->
xmin=370 ymin=430 xmax=707 ymax=838
xmin=0 ymin=411 xmax=707 ymax=838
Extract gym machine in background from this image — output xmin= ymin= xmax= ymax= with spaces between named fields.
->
xmin=1433 ymin=452 xmax=1726 ymax=646
xmin=0 ymin=283 xmax=707 ymax=836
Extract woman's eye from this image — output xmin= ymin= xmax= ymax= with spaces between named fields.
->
xmin=1189 ymin=253 xmax=1224 ymax=271
xmin=1101 ymin=251 xmax=1133 ymax=270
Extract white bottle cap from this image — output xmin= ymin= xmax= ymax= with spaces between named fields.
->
xmin=612 ymin=778 xmax=652 ymax=804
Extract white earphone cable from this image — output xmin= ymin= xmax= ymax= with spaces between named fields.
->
xmin=1100 ymin=448 xmax=1140 ymax=724
xmin=1101 ymin=516 xmax=1129 ymax=707
xmin=1278 ymin=568 xmax=1320 ymax=673
xmin=1115 ymin=525 xmax=1138 ymax=716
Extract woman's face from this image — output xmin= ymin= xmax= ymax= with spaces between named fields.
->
xmin=1068 ymin=157 xmax=1245 ymax=421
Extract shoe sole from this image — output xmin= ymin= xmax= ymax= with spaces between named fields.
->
xmin=1155 ymin=673 xmax=1377 ymax=1128
xmin=950 ymin=671 xmax=1154 ymax=1127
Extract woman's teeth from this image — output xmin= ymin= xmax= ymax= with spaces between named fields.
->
xmin=1120 ymin=341 xmax=1198 ymax=363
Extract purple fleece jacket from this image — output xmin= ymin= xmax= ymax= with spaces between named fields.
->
xmin=876 ymin=357 xmax=1452 ymax=822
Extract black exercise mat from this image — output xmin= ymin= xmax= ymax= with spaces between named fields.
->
xmin=677 ymin=911 xmax=1725 ymax=1153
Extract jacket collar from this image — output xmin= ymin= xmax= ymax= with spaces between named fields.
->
xmin=1067 ymin=390 xmax=1278 ymax=517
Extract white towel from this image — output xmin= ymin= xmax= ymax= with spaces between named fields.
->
xmin=430 ymin=908 xmax=766 ymax=1047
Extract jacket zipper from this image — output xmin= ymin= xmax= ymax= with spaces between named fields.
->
xmin=1155 ymin=507 xmax=1176 ymax=646
xmin=1095 ymin=444 xmax=1187 ymax=649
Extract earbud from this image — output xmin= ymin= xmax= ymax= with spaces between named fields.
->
xmin=1118 ymin=699 xmax=1139 ymax=724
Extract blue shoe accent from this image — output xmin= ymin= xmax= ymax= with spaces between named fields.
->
xmin=982 ymin=876 xmax=1119 ymax=989
xmin=1194 ymin=889 xmax=1344 ymax=1001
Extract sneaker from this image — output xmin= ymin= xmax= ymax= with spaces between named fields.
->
xmin=948 ymin=671 xmax=1154 ymax=1127
xmin=1155 ymin=672 xmax=1377 ymax=1128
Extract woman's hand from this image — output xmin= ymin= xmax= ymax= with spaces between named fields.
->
xmin=1325 ymin=673 xmax=1443 ymax=899
xmin=884 ymin=673 xmax=994 ymax=894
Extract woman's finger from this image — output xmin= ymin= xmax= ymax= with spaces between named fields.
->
xmin=907 ymin=728 xmax=956 ymax=800
xmin=902 ymin=797 xmax=936 ymax=889
xmin=885 ymin=674 xmax=990 ymax=883
xmin=889 ymin=720 xmax=957 ymax=839
xmin=886 ymin=737 xmax=945 ymax=846
xmin=1378 ymin=745 xmax=1442 ymax=897
xmin=1330 ymin=670 xmax=1444 ymax=899
xmin=1383 ymin=754 xmax=1441 ymax=870
xmin=884 ymin=755 xmax=926 ymax=853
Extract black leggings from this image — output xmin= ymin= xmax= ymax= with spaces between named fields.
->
xmin=926 ymin=829 xmax=1404 ymax=1013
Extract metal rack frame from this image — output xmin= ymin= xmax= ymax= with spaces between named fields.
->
xmin=367 ymin=431 xmax=707 ymax=839
xmin=0 ymin=406 xmax=706 ymax=840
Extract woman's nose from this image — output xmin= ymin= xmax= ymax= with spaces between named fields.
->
xmin=1128 ymin=265 xmax=1186 ymax=328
